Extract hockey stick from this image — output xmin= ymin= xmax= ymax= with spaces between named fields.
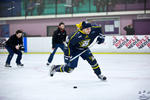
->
xmin=70 ymin=41 xmax=97 ymax=62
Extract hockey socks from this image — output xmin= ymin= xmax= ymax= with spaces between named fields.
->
xmin=92 ymin=65 xmax=107 ymax=80
xmin=55 ymin=65 xmax=74 ymax=73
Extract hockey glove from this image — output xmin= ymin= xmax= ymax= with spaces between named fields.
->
xmin=96 ymin=35 xmax=105 ymax=44
xmin=19 ymin=46 xmax=25 ymax=51
xmin=64 ymin=55 xmax=72 ymax=64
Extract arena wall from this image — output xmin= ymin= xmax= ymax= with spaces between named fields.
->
xmin=7 ymin=15 xmax=137 ymax=36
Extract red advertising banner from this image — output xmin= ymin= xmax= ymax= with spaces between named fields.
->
xmin=113 ymin=35 xmax=150 ymax=49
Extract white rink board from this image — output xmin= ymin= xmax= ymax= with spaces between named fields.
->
xmin=27 ymin=37 xmax=51 ymax=52
xmin=27 ymin=35 xmax=150 ymax=53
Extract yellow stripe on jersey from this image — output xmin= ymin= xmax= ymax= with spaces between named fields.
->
xmin=92 ymin=65 xmax=99 ymax=69
xmin=92 ymin=26 xmax=101 ymax=28
xmin=60 ymin=65 xmax=63 ymax=72
xmin=67 ymin=31 xmax=79 ymax=56
xmin=79 ymin=29 xmax=86 ymax=34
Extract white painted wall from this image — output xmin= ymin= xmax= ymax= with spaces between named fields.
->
xmin=27 ymin=37 xmax=63 ymax=53
xmin=26 ymin=35 xmax=150 ymax=53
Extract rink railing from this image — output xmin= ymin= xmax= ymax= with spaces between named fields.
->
xmin=0 ymin=35 xmax=150 ymax=54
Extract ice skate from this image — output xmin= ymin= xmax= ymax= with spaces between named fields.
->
xmin=5 ymin=64 xmax=12 ymax=67
xmin=50 ymin=65 xmax=57 ymax=77
xmin=98 ymin=74 xmax=107 ymax=81
xmin=17 ymin=63 xmax=24 ymax=67
xmin=46 ymin=62 xmax=50 ymax=66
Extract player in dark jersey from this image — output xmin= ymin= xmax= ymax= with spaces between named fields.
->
xmin=50 ymin=21 xmax=106 ymax=80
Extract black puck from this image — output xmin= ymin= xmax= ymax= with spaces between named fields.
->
xmin=73 ymin=86 xmax=77 ymax=89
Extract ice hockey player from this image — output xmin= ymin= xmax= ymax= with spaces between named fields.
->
xmin=50 ymin=21 xmax=107 ymax=81
xmin=5 ymin=30 xmax=24 ymax=67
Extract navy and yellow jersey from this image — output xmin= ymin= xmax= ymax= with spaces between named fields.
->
xmin=66 ymin=25 xmax=102 ymax=56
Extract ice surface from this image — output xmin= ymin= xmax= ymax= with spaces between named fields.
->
xmin=0 ymin=54 xmax=150 ymax=100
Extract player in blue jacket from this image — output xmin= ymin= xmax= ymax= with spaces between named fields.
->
xmin=50 ymin=21 xmax=107 ymax=80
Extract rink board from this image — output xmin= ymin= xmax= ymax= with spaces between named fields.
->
xmin=0 ymin=35 xmax=150 ymax=53
xmin=27 ymin=35 xmax=150 ymax=53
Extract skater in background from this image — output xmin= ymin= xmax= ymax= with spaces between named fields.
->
xmin=5 ymin=30 xmax=24 ymax=67
xmin=50 ymin=21 xmax=107 ymax=81
xmin=47 ymin=22 xmax=67 ymax=66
